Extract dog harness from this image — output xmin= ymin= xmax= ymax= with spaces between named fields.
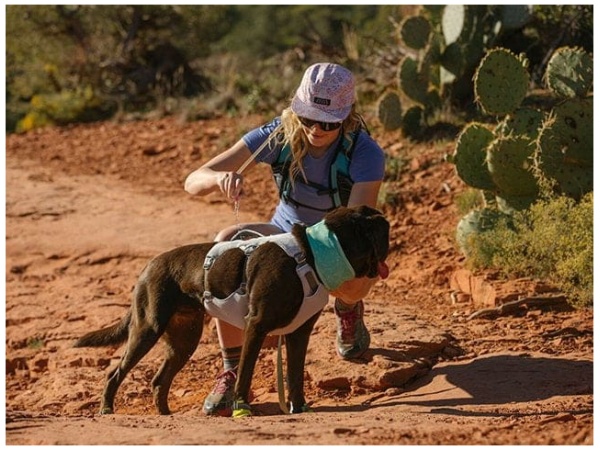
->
xmin=202 ymin=233 xmax=329 ymax=335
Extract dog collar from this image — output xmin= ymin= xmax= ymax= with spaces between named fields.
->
xmin=305 ymin=220 xmax=355 ymax=290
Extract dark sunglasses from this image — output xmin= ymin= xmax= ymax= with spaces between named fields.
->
xmin=298 ymin=117 xmax=343 ymax=131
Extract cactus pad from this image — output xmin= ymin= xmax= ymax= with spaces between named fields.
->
xmin=539 ymin=98 xmax=593 ymax=166
xmin=442 ymin=4 xmax=468 ymax=45
xmin=486 ymin=135 xmax=538 ymax=197
xmin=400 ymin=16 xmax=431 ymax=50
xmin=453 ymin=122 xmax=496 ymax=191
xmin=376 ymin=91 xmax=403 ymax=131
xmin=456 ymin=207 xmax=506 ymax=257
xmin=535 ymin=100 xmax=594 ymax=200
xmin=495 ymin=107 xmax=544 ymax=141
xmin=398 ymin=56 xmax=428 ymax=105
xmin=545 ymin=47 xmax=593 ymax=98
xmin=401 ymin=105 xmax=423 ymax=138
xmin=499 ymin=5 xmax=532 ymax=29
xmin=440 ymin=42 xmax=465 ymax=77
xmin=474 ymin=48 xmax=529 ymax=115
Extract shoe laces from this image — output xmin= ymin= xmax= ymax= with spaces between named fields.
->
xmin=213 ymin=369 xmax=236 ymax=395
xmin=338 ymin=306 xmax=361 ymax=342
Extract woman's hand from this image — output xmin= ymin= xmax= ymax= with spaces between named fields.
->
xmin=218 ymin=171 xmax=244 ymax=201
xmin=184 ymin=139 xmax=254 ymax=198
xmin=330 ymin=276 xmax=378 ymax=303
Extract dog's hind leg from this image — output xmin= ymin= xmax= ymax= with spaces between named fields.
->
xmin=100 ymin=325 xmax=162 ymax=414
xmin=284 ymin=312 xmax=321 ymax=414
xmin=151 ymin=307 xmax=204 ymax=415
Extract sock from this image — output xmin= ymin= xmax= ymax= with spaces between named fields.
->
xmin=335 ymin=297 xmax=356 ymax=312
xmin=221 ymin=346 xmax=242 ymax=371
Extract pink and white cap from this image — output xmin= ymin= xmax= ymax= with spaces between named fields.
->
xmin=291 ymin=63 xmax=355 ymax=123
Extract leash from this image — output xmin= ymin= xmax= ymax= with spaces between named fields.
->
xmin=277 ymin=335 xmax=290 ymax=414
xmin=236 ymin=131 xmax=277 ymax=176
xmin=231 ymin=130 xmax=279 ymax=232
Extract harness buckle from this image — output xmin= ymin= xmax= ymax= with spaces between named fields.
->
xmin=203 ymin=256 xmax=214 ymax=271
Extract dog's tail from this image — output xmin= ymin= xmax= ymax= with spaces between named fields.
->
xmin=73 ymin=310 xmax=131 ymax=348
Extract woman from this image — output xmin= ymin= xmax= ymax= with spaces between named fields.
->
xmin=184 ymin=62 xmax=386 ymax=416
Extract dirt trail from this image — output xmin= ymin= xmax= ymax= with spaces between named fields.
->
xmin=4 ymin=117 xmax=593 ymax=445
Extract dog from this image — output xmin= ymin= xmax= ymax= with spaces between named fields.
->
xmin=74 ymin=205 xmax=390 ymax=416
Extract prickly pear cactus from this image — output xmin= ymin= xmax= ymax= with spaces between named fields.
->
xmin=495 ymin=107 xmax=545 ymax=141
xmin=456 ymin=207 xmax=507 ymax=257
xmin=474 ymin=48 xmax=529 ymax=116
xmin=442 ymin=4 xmax=468 ymax=45
xmin=398 ymin=57 xmax=428 ymax=105
xmin=440 ymin=42 xmax=465 ymax=78
xmin=452 ymin=122 xmax=496 ymax=191
xmin=499 ymin=5 xmax=532 ymax=30
xmin=399 ymin=15 xmax=431 ymax=50
xmin=452 ymin=44 xmax=593 ymax=254
xmin=545 ymin=46 xmax=593 ymax=99
xmin=376 ymin=91 xmax=403 ymax=131
xmin=534 ymin=97 xmax=593 ymax=199
xmin=401 ymin=105 xmax=423 ymax=138
xmin=544 ymin=97 xmax=593 ymax=165
xmin=486 ymin=135 xmax=539 ymax=197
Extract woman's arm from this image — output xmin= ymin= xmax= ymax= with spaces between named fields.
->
xmin=347 ymin=180 xmax=382 ymax=209
xmin=184 ymin=139 xmax=256 ymax=200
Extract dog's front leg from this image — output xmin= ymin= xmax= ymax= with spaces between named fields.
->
xmin=232 ymin=322 xmax=266 ymax=417
xmin=284 ymin=311 xmax=321 ymax=414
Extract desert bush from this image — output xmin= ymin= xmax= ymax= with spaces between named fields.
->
xmin=463 ymin=193 xmax=593 ymax=308
xmin=16 ymin=86 xmax=113 ymax=133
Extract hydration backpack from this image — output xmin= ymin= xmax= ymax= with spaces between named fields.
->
xmin=270 ymin=130 xmax=360 ymax=212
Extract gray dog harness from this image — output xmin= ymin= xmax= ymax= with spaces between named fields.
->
xmin=202 ymin=233 xmax=329 ymax=335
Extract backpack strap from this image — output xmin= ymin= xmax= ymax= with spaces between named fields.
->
xmin=271 ymin=129 xmax=360 ymax=211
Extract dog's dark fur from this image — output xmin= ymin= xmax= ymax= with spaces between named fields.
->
xmin=74 ymin=205 xmax=389 ymax=416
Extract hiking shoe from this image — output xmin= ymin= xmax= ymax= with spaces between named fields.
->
xmin=334 ymin=299 xmax=370 ymax=359
xmin=203 ymin=368 xmax=237 ymax=416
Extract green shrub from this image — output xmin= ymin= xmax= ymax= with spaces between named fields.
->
xmin=464 ymin=193 xmax=593 ymax=308
xmin=16 ymin=86 xmax=111 ymax=132
xmin=455 ymin=188 xmax=484 ymax=216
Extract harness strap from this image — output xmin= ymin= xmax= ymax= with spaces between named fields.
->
xmin=273 ymin=130 xmax=359 ymax=211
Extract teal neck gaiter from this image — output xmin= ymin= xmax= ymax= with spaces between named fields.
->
xmin=305 ymin=220 xmax=356 ymax=290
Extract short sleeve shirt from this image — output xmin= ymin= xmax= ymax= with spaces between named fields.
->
xmin=242 ymin=117 xmax=385 ymax=231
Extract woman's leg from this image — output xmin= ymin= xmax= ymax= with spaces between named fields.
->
xmin=215 ymin=222 xmax=285 ymax=241
xmin=334 ymin=297 xmax=370 ymax=360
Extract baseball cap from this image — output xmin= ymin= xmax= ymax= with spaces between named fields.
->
xmin=291 ymin=63 xmax=355 ymax=123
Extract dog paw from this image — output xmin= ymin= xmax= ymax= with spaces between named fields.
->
xmin=290 ymin=403 xmax=313 ymax=414
xmin=99 ymin=407 xmax=114 ymax=415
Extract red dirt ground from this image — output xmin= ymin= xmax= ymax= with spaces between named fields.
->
xmin=4 ymin=115 xmax=593 ymax=445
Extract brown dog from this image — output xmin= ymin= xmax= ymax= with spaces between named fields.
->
xmin=74 ymin=205 xmax=390 ymax=416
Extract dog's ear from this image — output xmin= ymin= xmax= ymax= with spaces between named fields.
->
xmin=325 ymin=206 xmax=390 ymax=278
xmin=360 ymin=213 xmax=390 ymax=277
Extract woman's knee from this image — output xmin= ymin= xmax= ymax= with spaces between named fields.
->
xmin=214 ymin=223 xmax=283 ymax=242
xmin=214 ymin=225 xmax=240 ymax=242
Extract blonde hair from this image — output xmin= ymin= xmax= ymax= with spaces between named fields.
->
xmin=269 ymin=105 xmax=363 ymax=185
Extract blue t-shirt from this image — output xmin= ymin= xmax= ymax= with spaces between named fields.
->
xmin=242 ymin=117 xmax=385 ymax=231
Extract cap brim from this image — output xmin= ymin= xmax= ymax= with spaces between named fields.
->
xmin=291 ymin=96 xmax=351 ymax=123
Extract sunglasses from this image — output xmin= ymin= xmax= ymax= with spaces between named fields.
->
xmin=298 ymin=117 xmax=343 ymax=131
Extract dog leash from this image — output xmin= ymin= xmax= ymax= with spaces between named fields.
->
xmin=231 ymin=131 xmax=278 ymax=232
xmin=236 ymin=131 xmax=276 ymax=176
xmin=276 ymin=335 xmax=290 ymax=414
